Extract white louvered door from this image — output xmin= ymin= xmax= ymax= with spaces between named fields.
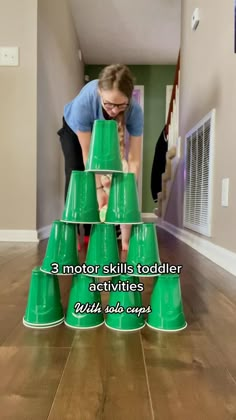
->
xmin=183 ymin=109 xmax=216 ymax=236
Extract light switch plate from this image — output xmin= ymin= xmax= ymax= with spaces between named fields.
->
xmin=221 ymin=178 xmax=229 ymax=207
xmin=0 ymin=46 xmax=19 ymax=66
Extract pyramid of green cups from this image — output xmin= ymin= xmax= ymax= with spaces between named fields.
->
xmin=23 ymin=120 xmax=187 ymax=332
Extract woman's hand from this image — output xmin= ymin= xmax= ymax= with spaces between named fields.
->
xmin=97 ymin=188 xmax=108 ymax=210
xmin=101 ymin=174 xmax=111 ymax=189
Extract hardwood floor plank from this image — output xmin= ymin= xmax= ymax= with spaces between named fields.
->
xmin=182 ymin=280 xmax=236 ymax=379
xmin=142 ymin=327 xmax=236 ymax=420
xmin=0 ymin=346 xmax=69 ymax=420
xmin=145 ymin=363 xmax=236 ymax=420
xmin=3 ymin=322 xmax=75 ymax=348
xmin=0 ymin=304 xmax=25 ymax=345
xmin=0 ymin=243 xmax=34 ymax=266
xmin=48 ymin=326 xmax=153 ymax=420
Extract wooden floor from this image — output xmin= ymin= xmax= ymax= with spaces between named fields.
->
xmin=0 ymin=227 xmax=236 ymax=420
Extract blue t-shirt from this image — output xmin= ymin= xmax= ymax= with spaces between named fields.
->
xmin=64 ymin=79 xmax=144 ymax=136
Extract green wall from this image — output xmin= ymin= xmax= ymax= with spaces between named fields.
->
xmin=85 ymin=65 xmax=176 ymax=212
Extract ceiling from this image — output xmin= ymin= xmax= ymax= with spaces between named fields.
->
xmin=69 ymin=0 xmax=181 ymax=65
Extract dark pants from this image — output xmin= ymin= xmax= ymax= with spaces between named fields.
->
xmin=57 ymin=117 xmax=91 ymax=236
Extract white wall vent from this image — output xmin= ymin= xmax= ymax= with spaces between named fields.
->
xmin=183 ymin=109 xmax=216 ymax=237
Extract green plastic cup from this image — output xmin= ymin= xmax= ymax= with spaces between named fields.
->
xmin=85 ymin=120 xmax=123 ymax=173
xmin=126 ymin=223 xmax=160 ymax=277
xmin=146 ymin=274 xmax=187 ymax=331
xmin=23 ymin=266 xmax=64 ymax=328
xmin=61 ymin=171 xmax=100 ymax=224
xmin=65 ymin=274 xmax=104 ymax=329
xmin=105 ymin=173 xmax=142 ymax=224
xmin=105 ymin=275 xmax=145 ymax=331
xmin=85 ymin=224 xmax=119 ymax=277
xmin=40 ymin=220 xmax=79 ymax=275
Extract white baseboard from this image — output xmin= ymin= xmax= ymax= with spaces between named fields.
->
xmin=157 ymin=219 xmax=236 ymax=277
xmin=0 ymin=230 xmax=39 ymax=242
xmin=142 ymin=212 xmax=158 ymax=223
xmin=0 ymin=225 xmax=52 ymax=242
xmin=37 ymin=225 xmax=51 ymax=241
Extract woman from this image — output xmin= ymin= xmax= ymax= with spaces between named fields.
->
xmin=58 ymin=64 xmax=144 ymax=251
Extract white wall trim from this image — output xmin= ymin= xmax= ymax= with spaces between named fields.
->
xmin=134 ymin=85 xmax=144 ymax=209
xmin=0 ymin=224 xmax=52 ymax=242
xmin=157 ymin=219 xmax=236 ymax=277
xmin=0 ymin=230 xmax=39 ymax=242
xmin=142 ymin=213 xmax=158 ymax=223
xmin=37 ymin=225 xmax=51 ymax=241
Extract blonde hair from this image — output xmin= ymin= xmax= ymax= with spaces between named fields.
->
xmin=98 ymin=64 xmax=134 ymax=99
xmin=116 ymin=113 xmax=125 ymax=160
xmin=98 ymin=64 xmax=135 ymax=160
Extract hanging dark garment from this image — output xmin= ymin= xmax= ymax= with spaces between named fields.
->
xmin=150 ymin=127 xmax=168 ymax=203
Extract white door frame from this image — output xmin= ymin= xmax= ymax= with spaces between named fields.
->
xmin=135 ymin=85 xmax=144 ymax=210
xmin=166 ymin=85 xmax=173 ymax=122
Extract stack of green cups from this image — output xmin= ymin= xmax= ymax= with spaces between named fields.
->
xmin=85 ymin=120 xmax=123 ymax=173
xmin=105 ymin=173 xmax=142 ymax=224
xmin=23 ymin=219 xmax=80 ymax=329
xmin=65 ymin=274 xmax=104 ymax=329
xmin=61 ymin=171 xmax=100 ymax=224
xmin=85 ymin=224 xmax=119 ymax=277
xmin=40 ymin=220 xmax=79 ymax=275
xmin=146 ymin=274 xmax=187 ymax=331
xmin=126 ymin=223 xmax=161 ymax=276
xmin=25 ymin=120 xmax=180 ymax=333
xmin=105 ymin=275 xmax=145 ymax=331
xmin=23 ymin=266 xmax=64 ymax=328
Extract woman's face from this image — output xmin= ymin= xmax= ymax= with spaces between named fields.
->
xmin=99 ymin=88 xmax=129 ymax=118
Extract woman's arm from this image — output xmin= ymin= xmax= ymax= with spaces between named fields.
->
xmin=127 ymin=135 xmax=142 ymax=180
xmin=77 ymin=130 xmax=101 ymax=185
xmin=77 ymin=130 xmax=107 ymax=209
xmin=77 ymin=131 xmax=91 ymax=167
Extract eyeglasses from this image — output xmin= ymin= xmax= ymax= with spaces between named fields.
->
xmin=101 ymin=97 xmax=129 ymax=111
